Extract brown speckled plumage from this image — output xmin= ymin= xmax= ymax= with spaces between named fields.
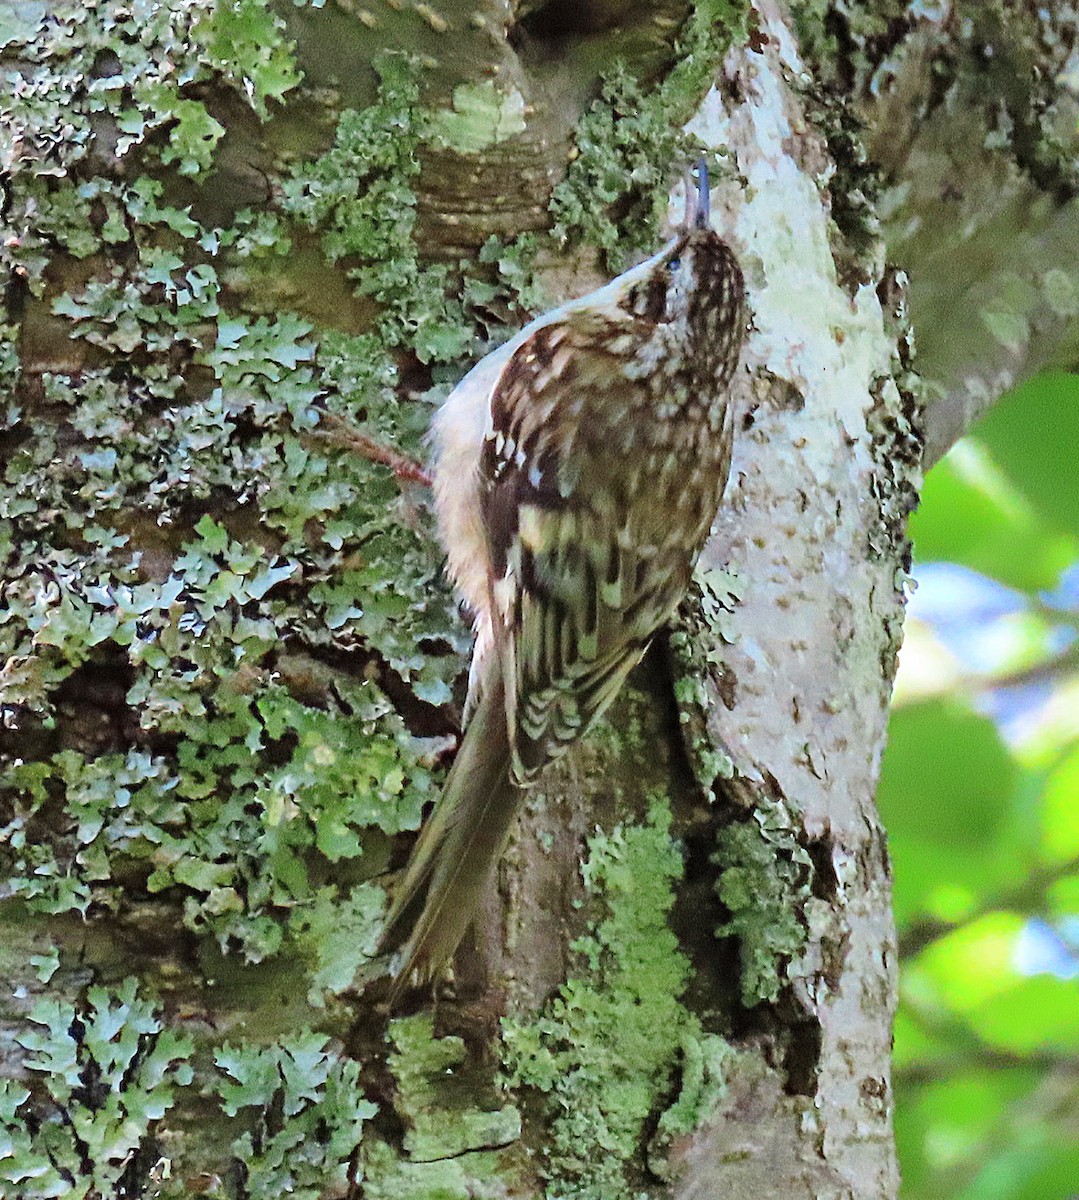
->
xmin=379 ymin=176 xmax=747 ymax=998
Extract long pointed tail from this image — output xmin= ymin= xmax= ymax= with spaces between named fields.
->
xmin=379 ymin=670 xmax=518 ymax=999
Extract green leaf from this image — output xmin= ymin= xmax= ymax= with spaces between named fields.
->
xmin=879 ymin=698 xmax=1039 ymax=929
xmin=1048 ymin=872 xmax=1079 ymax=920
xmin=911 ymin=443 xmax=1075 ymax=590
xmin=908 ymin=913 xmax=1025 ymax=1011
xmin=1005 ymin=1146 xmax=1079 ymax=1200
xmin=974 ymin=371 xmax=1079 ymax=540
xmin=1040 ymin=743 xmax=1079 ymax=865
xmin=879 ymin=699 xmax=1018 ymax=841
xmin=895 ymin=1066 xmax=1041 ymax=1199
xmin=892 ymin=1007 xmax=951 ymax=1073
xmin=906 ymin=913 xmax=1079 ymax=1054
xmin=971 ymin=973 xmax=1079 ymax=1054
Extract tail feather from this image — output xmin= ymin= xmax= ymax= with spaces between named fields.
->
xmin=379 ymin=671 xmax=519 ymax=999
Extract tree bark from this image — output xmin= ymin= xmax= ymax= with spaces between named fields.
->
xmin=1 ymin=2 xmax=1075 ymax=1199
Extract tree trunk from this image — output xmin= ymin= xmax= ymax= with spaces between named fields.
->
xmin=2 ymin=2 xmax=1075 ymax=1198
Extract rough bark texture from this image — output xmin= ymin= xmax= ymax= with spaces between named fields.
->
xmin=814 ymin=1 xmax=1079 ymax=466
xmin=1 ymin=1 xmax=1075 ymax=1199
xmin=663 ymin=16 xmax=912 ymax=1194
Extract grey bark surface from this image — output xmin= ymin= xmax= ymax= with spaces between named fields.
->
xmin=607 ymin=9 xmax=907 ymax=1194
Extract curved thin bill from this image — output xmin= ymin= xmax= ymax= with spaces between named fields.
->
xmin=681 ymin=157 xmax=712 ymax=230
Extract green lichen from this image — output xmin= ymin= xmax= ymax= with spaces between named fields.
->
xmin=797 ymin=2 xmax=1079 ymax=201
xmin=0 ymin=978 xmax=193 ymax=1200
xmin=0 ymin=1 xmax=299 ymax=287
xmin=199 ymin=0 xmax=303 ymax=119
xmin=2 ymin=676 xmax=434 ymax=962
xmin=1042 ymin=267 xmax=1079 ymax=317
xmin=361 ymin=1015 xmax=522 ymax=1199
xmin=158 ymin=97 xmax=227 ymax=176
xmin=502 ymin=800 xmax=710 ymax=1200
xmin=551 ymin=0 xmax=747 ymax=267
xmin=2 ymin=21 xmax=758 ymax=1184
xmin=790 ymin=0 xmax=909 ymax=92
xmin=291 ymin=883 xmax=385 ymax=1006
xmin=210 ymin=1032 xmax=375 ymax=1200
xmin=0 ymin=979 xmax=381 ymax=1199
xmin=427 ymin=80 xmax=527 ymax=153
xmin=550 ymin=62 xmax=690 ymax=267
xmin=477 ymin=232 xmax=550 ymax=315
xmin=280 ymin=52 xmax=479 ymax=363
xmin=0 ymin=11 xmax=454 ymax=973
xmin=713 ymin=797 xmax=813 ymax=1006
xmin=361 ymin=1142 xmax=516 ymax=1200
xmin=669 ymin=567 xmax=742 ymax=789
xmin=388 ymin=1015 xmax=521 ymax=1160
xmin=647 ymin=1031 xmax=734 ymax=1180
xmin=2 ymin=321 xmax=446 ymax=951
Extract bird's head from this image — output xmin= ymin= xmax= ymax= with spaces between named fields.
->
xmin=641 ymin=159 xmax=747 ymax=386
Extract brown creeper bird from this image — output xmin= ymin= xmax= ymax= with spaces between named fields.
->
xmin=379 ymin=161 xmax=747 ymax=995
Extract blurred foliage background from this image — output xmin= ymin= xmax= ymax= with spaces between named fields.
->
xmin=879 ymin=371 xmax=1079 ymax=1200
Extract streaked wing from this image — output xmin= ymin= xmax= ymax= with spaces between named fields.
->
xmin=480 ymin=315 xmax=700 ymax=783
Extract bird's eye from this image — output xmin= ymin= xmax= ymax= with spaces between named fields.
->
xmin=667 ymin=257 xmax=681 ymax=272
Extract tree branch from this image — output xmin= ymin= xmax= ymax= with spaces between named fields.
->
xmin=828 ymin=5 xmax=1079 ymax=463
xmin=897 ymin=854 xmax=1079 ymax=960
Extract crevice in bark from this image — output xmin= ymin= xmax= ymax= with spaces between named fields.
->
xmin=512 ymin=0 xmax=690 ymax=46
xmin=343 ymin=1018 xmax=407 ymax=1153
xmin=111 ymin=897 xmax=203 ymax=966
xmin=675 ymin=759 xmax=838 ymax=1106
xmin=4 ymin=261 xmax=30 ymax=321
xmin=296 ymin=640 xmax=460 ymax=740
xmin=781 ymin=1018 xmax=823 ymax=1098
xmin=672 ymin=812 xmax=743 ymax=1018
xmin=408 ymin=1135 xmax=520 ymax=1164
xmin=0 ymin=652 xmax=151 ymax=764
xmin=804 ymin=829 xmax=839 ymax=903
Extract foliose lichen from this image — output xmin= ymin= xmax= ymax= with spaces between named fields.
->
xmin=209 ymin=1031 xmax=376 ymax=1200
xmin=360 ymin=1013 xmax=523 ymax=1199
xmin=1 ymin=970 xmax=385 ymax=1197
xmin=0 ymin=22 xmax=463 ymax=971
xmin=1 ymin=0 xmax=753 ymax=990
xmin=551 ymin=0 xmax=748 ymax=267
xmin=1 ymin=0 xmax=300 ymax=285
xmin=502 ymin=800 xmax=725 ymax=1199
xmin=389 ymin=1013 xmax=521 ymax=1158
xmin=669 ymin=566 xmax=743 ymax=789
xmin=712 ymin=795 xmax=813 ymax=1006
xmin=0 ymin=978 xmax=194 ymax=1199
xmin=1 ymin=6 xmax=761 ymax=1191
xmin=794 ymin=0 xmax=1079 ymax=196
